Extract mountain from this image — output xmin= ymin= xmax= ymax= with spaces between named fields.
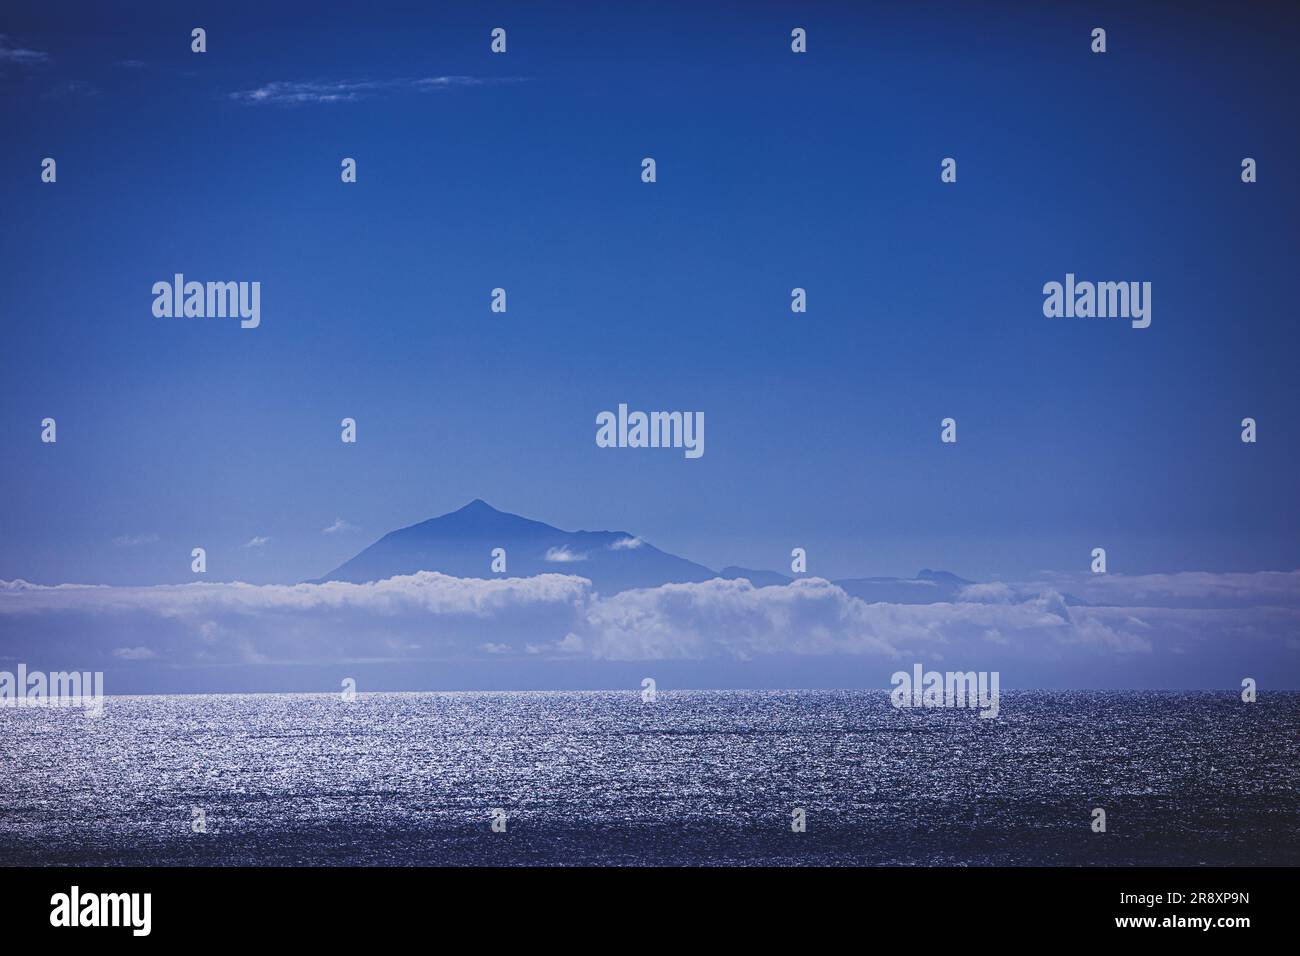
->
xmin=315 ymin=499 xmax=974 ymax=599
xmin=314 ymin=499 xmax=716 ymax=594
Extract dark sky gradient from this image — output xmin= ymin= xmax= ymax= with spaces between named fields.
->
xmin=2 ymin=1 xmax=1298 ymax=588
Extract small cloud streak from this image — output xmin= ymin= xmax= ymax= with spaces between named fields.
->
xmin=230 ymin=79 xmax=383 ymax=104
xmin=242 ymin=536 xmax=271 ymax=549
xmin=545 ymin=546 xmax=587 ymax=563
xmin=322 ymin=518 xmax=357 ymax=535
xmin=610 ymin=536 xmax=643 ymax=550
xmin=411 ymin=76 xmax=499 ymax=90
xmin=113 ymin=533 xmax=159 ymax=547
xmin=229 ymin=76 xmax=524 ymax=105
xmin=0 ymin=35 xmax=49 ymax=65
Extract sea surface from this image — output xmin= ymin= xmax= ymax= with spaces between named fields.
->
xmin=1 ymin=690 xmax=1296 ymax=866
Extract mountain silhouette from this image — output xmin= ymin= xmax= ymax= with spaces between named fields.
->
xmin=315 ymin=499 xmax=972 ymax=599
xmin=314 ymin=499 xmax=716 ymax=593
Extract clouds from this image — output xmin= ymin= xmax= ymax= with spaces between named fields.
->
xmin=229 ymin=79 xmax=386 ymax=104
xmin=411 ymin=76 xmax=508 ymax=90
xmin=322 ymin=518 xmax=357 ymax=535
xmin=113 ymin=533 xmax=159 ymax=547
xmin=229 ymin=76 xmax=523 ymax=105
xmin=0 ymin=572 xmax=591 ymax=670
xmin=573 ymin=577 xmax=898 ymax=660
xmin=242 ymin=536 xmax=272 ymax=549
xmin=0 ymin=35 xmax=48 ymax=65
xmin=544 ymin=546 xmax=586 ymax=563
xmin=1 ymin=569 xmax=1296 ymax=681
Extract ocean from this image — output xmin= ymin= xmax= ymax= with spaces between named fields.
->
xmin=1 ymin=690 xmax=1296 ymax=866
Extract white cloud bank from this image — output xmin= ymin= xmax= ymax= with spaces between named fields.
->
xmin=1 ymin=570 xmax=1297 ymax=672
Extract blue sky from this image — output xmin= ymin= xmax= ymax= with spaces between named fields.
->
xmin=1 ymin=2 xmax=1298 ymax=691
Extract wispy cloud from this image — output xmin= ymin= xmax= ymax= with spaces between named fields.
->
xmin=242 ymin=536 xmax=271 ymax=549
xmin=113 ymin=533 xmax=159 ymax=547
xmin=410 ymin=76 xmax=503 ymax=90
xmin=230 ymin=79 xmax=384 ymax=104
xmin=322 ymin=518 xmax=357 ymax=535
xmin=229 ymin=75 xmax=524 ymax=105
xmin=610 ymin=536 xmax=643 ymax=550
xmin=0 ymin=35 xmax=49 ymax=65
xmin=544 ymin=546 xmax=587 ymax=563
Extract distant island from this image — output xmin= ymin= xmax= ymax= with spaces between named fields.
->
xmin=314 ymin=498 xmax=974 ymax=601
